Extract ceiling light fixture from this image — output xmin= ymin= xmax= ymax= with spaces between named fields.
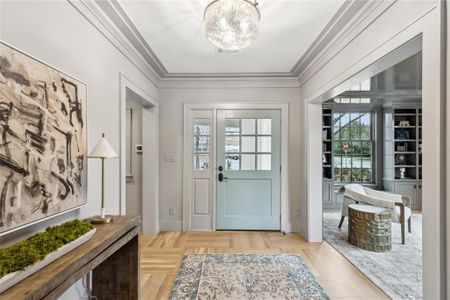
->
xmin=204 ymin=0 xmax=260 ymax=51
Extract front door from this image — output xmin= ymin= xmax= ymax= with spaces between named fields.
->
xmin=216 ymin=110 xmax=281 ymax=230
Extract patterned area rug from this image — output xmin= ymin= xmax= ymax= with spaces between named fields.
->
xmin=323 ymin=210 xmax=422 ymax=300
xmin=169 ymin=253 xmax=329 ymax=300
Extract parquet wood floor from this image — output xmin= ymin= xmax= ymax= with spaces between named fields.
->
xmin=140 ymin=231 xmax=388 ymax=299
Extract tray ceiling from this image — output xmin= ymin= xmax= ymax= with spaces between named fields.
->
xmin=118 ymin=0 xmax=344 ymax=75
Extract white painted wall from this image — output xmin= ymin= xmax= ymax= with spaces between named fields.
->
xmin=299 ymin=0 xmax=447 ymax=298
xmin=158 ymin=87 xmax=304 ymax=232
xmin=0 ymin=1 xmax=158 ymax=298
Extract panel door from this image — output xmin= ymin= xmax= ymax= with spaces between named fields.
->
xmin=216 ymin=110 xmax=281 ymax=230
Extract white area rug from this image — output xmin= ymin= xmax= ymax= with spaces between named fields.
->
xmin=323 ymin=210 xmax=422 ymax=299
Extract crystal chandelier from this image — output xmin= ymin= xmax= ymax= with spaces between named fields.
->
xmin=204 ymin=0 xmax=260 ymax=51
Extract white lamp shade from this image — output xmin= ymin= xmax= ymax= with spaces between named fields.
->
xmin=89 ymin=135 xmax=118 ymax=158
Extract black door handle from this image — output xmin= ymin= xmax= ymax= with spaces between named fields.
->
xmin=218 ymin=173 xmax=228 ymax=182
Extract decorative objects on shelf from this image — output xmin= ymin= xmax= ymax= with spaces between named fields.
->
xmin=0 ymin=220 xmax=95 ymax=292
xmin=0 ymin=42 xmax=87 ymax=235
xmin=204 ymin=0 xmax=260 ymax=50
xmin=383 ymin=108 xmax=422 ymax=209
xmin=396 ymin=143 xmax=408 ymax=152
xmin=322 ymin=109 xmax=333 ymax=179
xmin=395 ymin=154 xmax=406 ymax=165
xmin=398 ymin=120 xmax=410 ymax=127
xmin=395 ymin=129 xmax=410 ymax=140
xmin=88 ymin=134 xmax=118 ymax=224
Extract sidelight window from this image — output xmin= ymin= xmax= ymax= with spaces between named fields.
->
xmin=193 ymin=118 xmax=210 ymax=170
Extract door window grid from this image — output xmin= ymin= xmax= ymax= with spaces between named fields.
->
xmin=193 ymin=118 xmax=210 ymax=170
xmin=225 ymin=118 xmax=272 ymax=171
xmin=332 ymin=112 xmax=374 ymax=182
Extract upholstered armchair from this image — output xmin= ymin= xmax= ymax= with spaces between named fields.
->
xmin=338 ymin=184 xmax=412 ymax=244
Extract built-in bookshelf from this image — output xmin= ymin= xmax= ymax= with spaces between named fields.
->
xmin=322 ymin=109 xmax=333 ymax=179
xmin=383 ymin=106 xmax=422 ymax=209
xmin=392 ymin=108 xmax=421 ymax=180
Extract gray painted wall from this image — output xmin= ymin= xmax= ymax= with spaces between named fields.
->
xmin=0 ymin=1 xmax=158 ymax=298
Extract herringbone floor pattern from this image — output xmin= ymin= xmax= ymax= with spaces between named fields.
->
xmin=140 ymin=231 xmax=387 ymax=299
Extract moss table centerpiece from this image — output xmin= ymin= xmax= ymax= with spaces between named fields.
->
xmin=0 ymin=220 xmax=96 ymax=293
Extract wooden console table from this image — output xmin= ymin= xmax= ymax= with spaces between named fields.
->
xmin=0 ymin=216 xmax=140 ymax=300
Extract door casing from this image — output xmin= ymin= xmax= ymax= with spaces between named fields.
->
xmin=183 ymin=103 xmax=289 ymax=232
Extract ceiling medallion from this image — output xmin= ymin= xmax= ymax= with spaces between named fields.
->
xmin=204 ymin=0 xmax=260 ymax=51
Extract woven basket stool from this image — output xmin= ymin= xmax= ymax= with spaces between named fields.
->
xmin=348 ymin=204 xmax=392 ymax=252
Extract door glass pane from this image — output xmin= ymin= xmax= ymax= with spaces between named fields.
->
xmin=225 ymin=119 xmax=240 ymax=135
xmin=257 ymin=119 xmax=271 ymax=135
xmin=241 ymin=154 xmax=255 ymax=170
xmin=241 ymin=119 xmax=256 ymax=135
xmin=257 ymin=154 xmax=271 ymax=170
xmin=193 ymin=118 xmax=210 ymax=135
xmin=193 ymin=154 xmax=209 ymax=170
xmin=257 ymin=137 xmax=271 ymax=153
xmin=241 ymin=136 xmax=255 ymax=152
xmin=226 ymin=154 xmax=240 ymax=170
xmin=193 ymin=136 xmax=209 ymax=153
xmin=225 ymin=136 xmax=240 ymax=153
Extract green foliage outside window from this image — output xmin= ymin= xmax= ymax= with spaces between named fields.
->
xmin=333 ymin=112 xmax=374 ymax=183
xmin=0 ymin=220 xmax=93 ymax=278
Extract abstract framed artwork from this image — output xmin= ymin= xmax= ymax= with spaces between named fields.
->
xmin=0 ymin=41 xmax=87 ymax=235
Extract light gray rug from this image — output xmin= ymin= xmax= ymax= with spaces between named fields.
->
xmin=169 ymin=253 xmax=329 ymax=299
xmin=323 ymin=210 xmax=422 ymax=300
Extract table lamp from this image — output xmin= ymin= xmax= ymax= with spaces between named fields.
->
xmin=88 ymin=133 xmax=118 ymax=224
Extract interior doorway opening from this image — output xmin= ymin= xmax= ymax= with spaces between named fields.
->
xmin=125 ymin=88 xmax=144 ymax=218
xmin=120 ymin=74 xmax=159 ymax=235
xmin=320 ymin=47 xmax=423 ymax=298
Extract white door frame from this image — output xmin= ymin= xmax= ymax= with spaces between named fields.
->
xmin=119 ymin=73 xmax=159 ymax=234
xmin=304 ymin=6 xmax=447 ymax=298
xmin=183 ymin=103 xmax=289 ymax=232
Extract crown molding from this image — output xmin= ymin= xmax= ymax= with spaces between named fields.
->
xmin=158 ymin=77 xmax=301 ymax=89
xmin=69 ymin=0 xmax=398 ymax=89
xmin=296 ymin=0 xmax=398 ymax=86
xmin=68 ymin=0 xmax=162 ymax=87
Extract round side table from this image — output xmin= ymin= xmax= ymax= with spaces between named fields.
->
xmin=348 ymin=204 xmax=392 ymax=252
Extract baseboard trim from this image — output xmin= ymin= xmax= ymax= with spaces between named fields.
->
xmin=159 ymin=220 xmax=183 ymax=232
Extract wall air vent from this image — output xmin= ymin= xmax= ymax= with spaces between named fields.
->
xmin=215 ymin=48 xmax=239 ymax=55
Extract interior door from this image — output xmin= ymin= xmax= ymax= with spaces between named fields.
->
xmin=216 ymin=110 xmax=281 ymax=230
